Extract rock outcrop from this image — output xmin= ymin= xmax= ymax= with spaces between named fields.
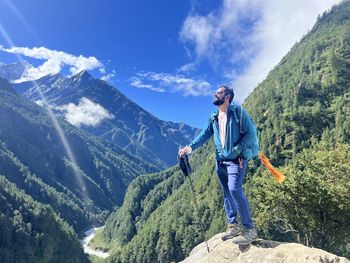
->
xmin=180 ymin=233 xmax=349 ymax=263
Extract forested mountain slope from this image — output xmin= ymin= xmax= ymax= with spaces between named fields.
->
xmin=99 ymin=2 xmax=350 ymax=262
xmin=0 ymin=77 xmax=157 ymax=233
xmin=244 ymin=1 xmax=350 ymax=165
xmin=0 ymin=175 xmax=89 ymax=263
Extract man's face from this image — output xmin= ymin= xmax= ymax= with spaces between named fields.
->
xmin=213 ymin=87 xmax=227 ymax=106
xmin=214 ymin=87 xmax=226 ymax=99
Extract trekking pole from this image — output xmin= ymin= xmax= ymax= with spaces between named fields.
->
xmin=179 ymin=154 xmax=210 ymax=253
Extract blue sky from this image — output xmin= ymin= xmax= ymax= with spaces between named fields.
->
xmin=0 ymin=0 xmax=342 ymax=128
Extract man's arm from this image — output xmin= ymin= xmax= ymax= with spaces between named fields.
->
xmin=179 ymin=117 xmax=213 ymax=156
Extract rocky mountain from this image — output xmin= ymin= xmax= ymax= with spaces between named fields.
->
xmin=11 ymin=71 xmax=199 ymax=169
xmin=180 ymin=233 xmax=350 ymax=263
xmin=94 ymin=1 xmax=350 ymax=262
xmin=0 ymin=61 xmax=28 ymax=82
xmin=0 ymin=77 xmax=157 ymax=235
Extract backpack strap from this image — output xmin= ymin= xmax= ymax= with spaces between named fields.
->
xmin=240 ymin=106 xmax=243 ymax=134
xmin=230 ymin=104 xmax=244 ymax=134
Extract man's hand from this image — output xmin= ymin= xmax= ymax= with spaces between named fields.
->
xmin=178 ymin=146 xmax=192 ymax=157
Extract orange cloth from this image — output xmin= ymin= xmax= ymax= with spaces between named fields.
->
xmin=259 ymin=152 xmax=285 ymax=183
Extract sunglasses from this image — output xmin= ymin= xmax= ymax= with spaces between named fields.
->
xmin=214 ymin=90 xmax=226 ymax=95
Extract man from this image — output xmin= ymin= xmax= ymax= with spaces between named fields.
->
xmin=179 ymin=85 xmax=258 ymax=245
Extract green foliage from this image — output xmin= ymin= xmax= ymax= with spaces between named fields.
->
xmin=101 ymin=142 xmax=227 ymax=263
xmin=243 ymin=3 xmax=350 ymax=258
xmin=102 ymin=165 xmax=186 ymax=247
xmin=89 ymin=255 xmax=106 ymax=263
xmin=249 ymin=142 xmax=350 ymax=258
xmin=244 ymin=1 xmax=350 ymax=165
xmin=0 ymin=175 xmax=89 ymax=263
xmin=88 ymin=227 xmax=110 ymax=252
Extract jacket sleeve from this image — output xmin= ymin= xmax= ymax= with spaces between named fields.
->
xmin=189 ymin=117 xmax=213 ymax=151
xmin=233 ymin=108 xmax=257 ymax=157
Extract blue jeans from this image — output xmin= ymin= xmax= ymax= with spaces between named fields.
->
xmin=216 ymin=160 xmax=254 ymax=229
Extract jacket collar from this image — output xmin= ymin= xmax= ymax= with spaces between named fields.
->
xmin=211 ymin=104 xmax=236 ymax=117
xmin=211 ymin=104 xmax=240 ymax=123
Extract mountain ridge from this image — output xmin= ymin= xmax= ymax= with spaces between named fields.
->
xmin=0 ymin=61 xmax=29 ymax=82
xmin=11 ymin=70 xmax=199 ymax=169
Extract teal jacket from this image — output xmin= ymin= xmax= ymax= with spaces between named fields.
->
xmin=189 ymin=104 xmax=259 ymax=161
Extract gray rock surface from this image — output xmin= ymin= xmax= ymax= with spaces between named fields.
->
xmin=180 ymin=233 xmax=350 ymax=263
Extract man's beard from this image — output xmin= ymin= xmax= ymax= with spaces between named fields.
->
xmin=213 ymin=95 xmax=225 ymax=106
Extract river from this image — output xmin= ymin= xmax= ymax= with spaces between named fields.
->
xmin=82 ymin=226 xmax=110 ymax=259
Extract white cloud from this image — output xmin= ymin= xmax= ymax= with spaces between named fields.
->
xmin=180 ymin=15 xmax=215 ymax=58
xmin=130 ymin=72 xmax=212 ymax=96
xmin=180 ymin=0 xmax=342 ymax=101
xmin=129 ymin=76 xmax=166 ymax=92
xmin=180 ymin=0 xmax=260 ymax=72
xmin=233 ymin=0 xmax=342 ymax=102
xmin=56 ymin=97 xmax=114 ymax=127
xmin=0 ymin=46 xmax=106 ymax=82
xmin=177 ymin=62 xmax=198 ymax=73
xmin=101 ymin=69 xmax=116 ymax=82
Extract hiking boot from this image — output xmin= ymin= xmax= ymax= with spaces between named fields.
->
xmin=221 ymin=224 xmax=241 ymax=241
xmin=232 ymin=227 xmax=257 ymax=245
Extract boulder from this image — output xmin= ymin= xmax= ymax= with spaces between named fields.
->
xmin=180 ymin=233 xmax=349 ymax=263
